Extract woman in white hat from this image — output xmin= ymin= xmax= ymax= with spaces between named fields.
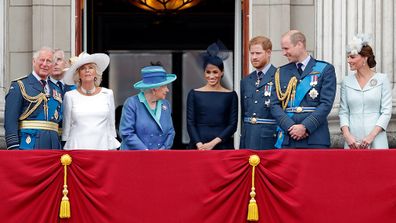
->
xmin=119 ymin=65 xmax=177 ymax=150
xmin=62 ymin=52 xmax=120 ymax=150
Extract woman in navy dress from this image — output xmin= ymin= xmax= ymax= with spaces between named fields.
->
xmin=187 ymin=43 xmax=238 ymax=150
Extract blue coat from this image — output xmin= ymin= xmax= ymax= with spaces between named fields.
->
xmin=339 ymin=73 xmax=392 ymax=149
xmin=240 ymin=65 xmax=277 ymax=150
xmin=48 ymin=79 xmax=76 ymax=143
xmin=5 ymin=73 xmax=63 ymax=149
xmin=119 ymin=93 xmax=175 ymax=150
xmin=270 ymin=57 xmax=337 ymax=148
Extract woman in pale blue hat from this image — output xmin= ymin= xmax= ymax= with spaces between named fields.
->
xmin=119 ymin=65 xmax=177 ymax=150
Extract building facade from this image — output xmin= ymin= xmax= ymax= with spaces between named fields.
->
xmin=1 ymin=0 xmax=395 ymax=148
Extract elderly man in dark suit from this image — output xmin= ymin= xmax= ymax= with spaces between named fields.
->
xmin=5 ymin=47 xmax=63 ymax=150
xmin=271 ymin=30 xmax=337 ymax=148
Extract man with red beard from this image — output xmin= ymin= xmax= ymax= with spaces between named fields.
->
xmin=5 ymin=47 xmax=63 ymax=150
xmin=240 ymin=36 xmax=277 ymax=150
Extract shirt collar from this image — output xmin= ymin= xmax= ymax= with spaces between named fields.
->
xmin=295 ymin=55 xmax=311 ymax=70
xmin=256 ymin=63 xmax=272 ymax=76
xmin=32 ymin=71 xmax=46 ymax=81
xmin=49 ymin=76 xmax=64 ymax=85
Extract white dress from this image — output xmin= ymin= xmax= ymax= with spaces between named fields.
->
xmin=62 ymin=88 xmax=121 ymax=150
xmin=339 ymin=73 xmax=392 ymax=149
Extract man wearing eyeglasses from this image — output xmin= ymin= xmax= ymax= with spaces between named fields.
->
xmin=4 ymin=46 xmax=63 ymax=150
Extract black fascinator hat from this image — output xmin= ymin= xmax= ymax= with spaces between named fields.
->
xmin=201 ymin=40 xmax=230 ymax=71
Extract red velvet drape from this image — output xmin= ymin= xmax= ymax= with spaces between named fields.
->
xmin=1 ymin=150 xmax=396 ymax=223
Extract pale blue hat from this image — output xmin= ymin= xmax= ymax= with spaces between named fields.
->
xmin=133 ymin=66 xmax=177 ymax=90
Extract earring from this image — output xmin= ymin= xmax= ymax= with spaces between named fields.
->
xmin=94 ymin=77 xmax=97 ymax=81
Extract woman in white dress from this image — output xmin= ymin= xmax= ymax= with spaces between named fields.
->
xmin=62 ymin=53 xmax=120 ymax=150
xmin=339 ymin=34 xmax=392 ymax=149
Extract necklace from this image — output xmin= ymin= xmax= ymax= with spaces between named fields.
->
xmin=80 ymin=86 xmax=96 ymax=95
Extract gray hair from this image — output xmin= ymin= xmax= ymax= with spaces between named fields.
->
xmin=32 ymin=46 xmax=54 ymax=61
xmin=73 ymin=63 xmax=102 ymax=87
xmin=53 ymin=48 xmax=66 ymax=61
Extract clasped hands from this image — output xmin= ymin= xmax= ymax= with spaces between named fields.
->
xmin=288 ymin=124 xmax=309 ymax=140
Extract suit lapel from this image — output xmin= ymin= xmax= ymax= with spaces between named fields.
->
xmin=300 ymin=57 xmax=316 ymax=80
xmin=27 ymin=73 xmax=44 ymax=93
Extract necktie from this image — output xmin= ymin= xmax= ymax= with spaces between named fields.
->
xmin=40 ymin=80 xmax=47 ymax=87
xmin=297 ymin=63 xmax=304 ymax=75
xmin=57 ymin=81 xmax=64 ymax=93
xmin=40 ymin=80 xmax=49 ymax=96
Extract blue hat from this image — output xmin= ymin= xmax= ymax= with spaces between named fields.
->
xmin=133 ymin=66 xmax=177 ymax=90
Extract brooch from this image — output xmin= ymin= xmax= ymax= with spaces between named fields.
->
xmin=162 ymin=105 xmax=167 ymax=111
xmin=369 ymin=79 xmax=377 ymax=87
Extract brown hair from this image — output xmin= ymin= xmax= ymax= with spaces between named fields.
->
xmin=249 ymin=36 xmax=272 ymax=51
xmin=359 ymin=45 xmax=376 ymax=68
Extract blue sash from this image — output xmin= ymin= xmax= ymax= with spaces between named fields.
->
xmin=274 ymin=61 xmax=327 ymax=148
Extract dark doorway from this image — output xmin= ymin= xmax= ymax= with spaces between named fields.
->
xmin=87 ymin=0 xmax=235 ymax=149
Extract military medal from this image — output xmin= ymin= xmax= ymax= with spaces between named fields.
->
xmin=264 ymin=82 xmax=273 ymax=96
xmin=52 ymin=90 xmax=62 ymax=103
xmin=255 ymin=78 xmax=260 ymax=87
xmin=309 ymin=88 xmax=319 ymax=99
xmin=265 ymin=99 xmax=270 ymax=107
xmin=54 ymin=110 xmax=59 ymax=120
xmin=370 ymin=79 xmax=377 ymax=87
xmin=310 ymin=75 xmax=318 ymax=86
xmin=26 ymin=135 xmax=31 ymax=144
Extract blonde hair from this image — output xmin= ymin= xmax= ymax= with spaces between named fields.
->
xmin=283 ymin=30 xmax=306 ymax=48
xmin=73 ymin=63 xmax=102 ymax=87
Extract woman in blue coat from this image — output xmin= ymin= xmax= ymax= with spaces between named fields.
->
xmin=119 ymin=66 xmax=177 ymax=150
xmin=339 ymin=34 xmax=392 ymax=149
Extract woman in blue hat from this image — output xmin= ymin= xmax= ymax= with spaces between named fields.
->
xmin=186 ymin=42 xmax=238 ymax=150
xmin=119 ymin=66 xmax=177 ymax=150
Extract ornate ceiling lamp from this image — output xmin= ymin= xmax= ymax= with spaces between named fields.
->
xmin=128 ymin=0 xmax=202 ymax=13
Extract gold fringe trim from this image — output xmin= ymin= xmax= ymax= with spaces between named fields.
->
xmin=247 ymin=155 xmax=260 ymax=221
xmin=59 ymin=154 xmax=72 ymax=219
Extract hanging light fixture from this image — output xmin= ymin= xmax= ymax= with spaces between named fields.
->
xmin=128 ymin=0 xmax=202 ymax=13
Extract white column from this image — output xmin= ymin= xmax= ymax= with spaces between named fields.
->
xmin=0 ymin=1 xmax=6 ymax=148
xmin=316 ymin=0 xmax=396 ymax=147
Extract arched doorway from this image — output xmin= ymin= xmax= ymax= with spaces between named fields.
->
xmin=85 ymin=0 xmax=236 ymax=149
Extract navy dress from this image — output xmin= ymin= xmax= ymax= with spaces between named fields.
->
xmin=187 ymin=90 xmax=238 ymax=150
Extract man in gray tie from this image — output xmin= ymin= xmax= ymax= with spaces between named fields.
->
xmin=48 ymin=49 xmax=76 ymax=145
xmin=48 ymin=49 xmax=76 ymax=97
xmin=240 ymin=36 xmax=277 ymax=150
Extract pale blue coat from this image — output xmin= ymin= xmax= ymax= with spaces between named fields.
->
xmin=119 ymin=93 xmax=175 ymax=150
xmin=339 ymin=73 xmax=392 ymax=149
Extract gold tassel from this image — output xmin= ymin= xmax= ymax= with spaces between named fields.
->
xmin=59 ymin=154 xmax=72 ymax=219
xmin=247 ymin=155 xmax=260 ymax=221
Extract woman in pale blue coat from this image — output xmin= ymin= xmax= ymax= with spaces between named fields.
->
xmin=339 ymin=34 xmax=392 ymax=149
xmin=119 ymin=66 xmax=177 ymax=150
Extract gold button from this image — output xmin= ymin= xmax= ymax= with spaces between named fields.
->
xmin=296 ymin=107 xmax=303 ymax=113
xmin=250 ymin=117 xmax=257 ymax=124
